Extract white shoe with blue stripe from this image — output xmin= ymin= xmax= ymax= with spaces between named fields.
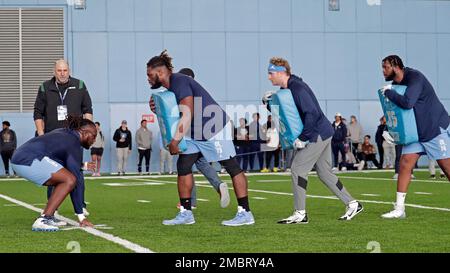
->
xmin=32 ymin=216 xmax=59 ymax=232
xmin=222 ymin=206 xmax=255 ymax=226
xmin=162 ymin=207 xmax=195 ymax=225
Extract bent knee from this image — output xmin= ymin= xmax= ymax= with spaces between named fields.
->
xmin=65 ymin=173 xmax=77 ymax=189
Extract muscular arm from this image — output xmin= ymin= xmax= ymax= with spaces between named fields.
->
xmin=385 ymin=78 xmax=423 ymax=109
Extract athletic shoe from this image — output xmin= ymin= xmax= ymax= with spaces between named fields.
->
xmin=392 ymin=173 xmax=398 ymax=180
xmin=222 ymin=206 xmax=255 ymax=226
xmin=332 ymin=167 xmax=338 ymax=173
xmin=277 ymin=210 xmax=308 ymax=224
xmin=440 ymin=174 xmax=446 ymax=179
xmin=286 ymin=168 xmax=291 ymax=173
xmin=218 ymin=183 xmax=230 ymax=208
xmin=273 ymin=167 xmax=279 ymax=173
xmin=411 ymin=174 xmax=416 ymax=179
xmin=339 ymin=201 xmax=363 ymax=221
xmin=260 ymin=168 xmax=269 ymax=173
xmin=341 ymin=167 xmax=347 ymax=172
xmin=430 ymin=174 xmax=436 ymax=179
xmin=162 ymin=208 xmax=195 ymax=225
xmin=381 ymin=204 xmax=406 ymax=219
xmin=83 ymin=208 xmax=90 ymax=217
xmin=32 ymin=216 xmax=59 ymax=232
xmin=46 ymin=216 xmax=67 ymax=227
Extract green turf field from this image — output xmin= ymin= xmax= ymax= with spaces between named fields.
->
xmin=0 ymin=171 xmax=449 ymax=253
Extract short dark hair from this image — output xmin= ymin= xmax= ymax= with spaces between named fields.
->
xmin=95 ymin=121 xmax=100 ymax=126
xmin=147 ymin=50 xmax=173 ymax=72
xmin=2 ymin=121 xmax=10 ymax=127
xmin=178 ymin=68 xmax=195 ymax=79
xmin=365 ymin=135 xmax=371 ymax=139
xmin=141 ymin=119 xmax=147 ymax=124
xmin=382 ymin=55 xmax=404 ymax=69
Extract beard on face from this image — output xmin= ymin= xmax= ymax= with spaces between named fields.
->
xmin=384 ymin=70 xmax=396 ymax=81
xmin=150 ymin=74 xmax=163 ymax=89
xmin=81 ymin=141 xmax=91 ymax=149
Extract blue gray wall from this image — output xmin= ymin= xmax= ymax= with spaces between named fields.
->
xmin=1 ymin=0 xmax=450 ymax=173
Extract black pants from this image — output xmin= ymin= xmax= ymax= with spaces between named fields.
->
xmin=358 ymin=153 xmax=380 ymax=169
xmin=377 ymin=142 xmax=384 ymax=168
xmin=331 ymin=141 xmax=346 ymax=168
xmin=265 ymin=148 xmax=280 ymax=169
xmin=138 ymin=149 xmax=151 ymax=173
xmin=249 ymin=142 xmax=264 ymax=170
xmin=351 ymin=142 xmax=360 ymax=162
xmin=1 ymin=150 xmax=14 ymax=175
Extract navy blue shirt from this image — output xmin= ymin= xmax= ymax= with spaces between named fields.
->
xmin=385 ymin=67 xmax=450 ymax=142
xmin=331 ymin=121 xmax=347 ymax=143
xmin=286 ymin=75 xmax=334 ymax=142
xmin=11 ymin=128 xmax=85 ymax=214
xmin=169 ymin=73 xmax=228 ymax=141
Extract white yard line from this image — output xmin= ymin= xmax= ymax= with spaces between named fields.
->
xmin=133 ymin=178 xmax=450 ymax=213
xmin=332 ymin=175 xmax=450 ymax=184
xmin=0 ymin=193 xmax=153 ymax=253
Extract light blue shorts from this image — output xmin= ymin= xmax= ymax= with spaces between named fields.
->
xmin=402 ymin=126 xmax=450 ymax=160
xmin=183 ymin=122 xmax=236 ymax=162
xmin=11 ymin=157 xmax=63 ymax=186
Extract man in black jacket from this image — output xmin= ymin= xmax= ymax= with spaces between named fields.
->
xmin=33 ymin=59 xmax=93 ymax=222
xmin=331 ymin=113 xmax=347 ymax=170
xmin=0 ymin=121 xmax=17 ymax=177
xmin=113 ymin=120 xmax=132 ymax=176
xmin=375 ymin=116 xmax=387 ymax=168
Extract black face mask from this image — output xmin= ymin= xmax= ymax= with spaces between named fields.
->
xmin=385 ymin=69 xmax=396 ymax=82
xmin=150 ymin=74 xmax=163 ymax=90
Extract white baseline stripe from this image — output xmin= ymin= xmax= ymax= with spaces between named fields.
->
xmin=0 ymin=193 xmax=153 ymax=253
xmin=134 ymin=178 xmax=450 ymax=213
xmin=334 ymin=175 xmax=450 ymax=184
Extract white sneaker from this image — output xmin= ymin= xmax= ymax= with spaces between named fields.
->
xmin=357 ymin=160 xmax=365 ymax=171
xmin=46 ymin=215 xmax=67 ymax=226
xmin=341 ymin=167 xmax=347 ymax=172
xmin=83 ymin=208 xmax=90 ymax=217
xmin=286 ymin=168 xmax=291 ymax=173
xmin=277 ymin=210 xmax=308 ymax=224
xmin=218 ymin=183 xmax=230 ymax=208
xmin=392 ymin=173 xmax=399 ymax=180
xmin=381 ymin=204 xmax=406 ymax=219
xmin=32 ymin=216 xmax=59 ymax=232
xmin=332 ymin=167 xmax=338 ymax=173
xmin=339 ymin=201 xmax=363 ymax=221
xmin=411 ymin=174 xmax=416 ymax=179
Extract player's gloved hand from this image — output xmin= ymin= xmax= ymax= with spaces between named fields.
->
xmin=380 ymin=84 xmax=392 ymax=96
xmin=293 ymin=139 xmax=308 ymax=150
xmin=382 ymin=130 xmax=395 ymax=145
xmin=262 ymin=91 xmax=275 ymax=105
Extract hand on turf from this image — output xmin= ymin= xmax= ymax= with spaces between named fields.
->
xmin=149 ymin=97 xmax=156 ymax=113
xmin=80 ymin=219 xmax=94 ymax=228
xmin=168 ymin=139 xmax=181 ymax=155
xmin=382 ymin=130 xmax=395 ymax=145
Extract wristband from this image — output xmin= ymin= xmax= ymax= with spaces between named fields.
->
xmin=77 ymin=213 xmax=86 ymax=222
